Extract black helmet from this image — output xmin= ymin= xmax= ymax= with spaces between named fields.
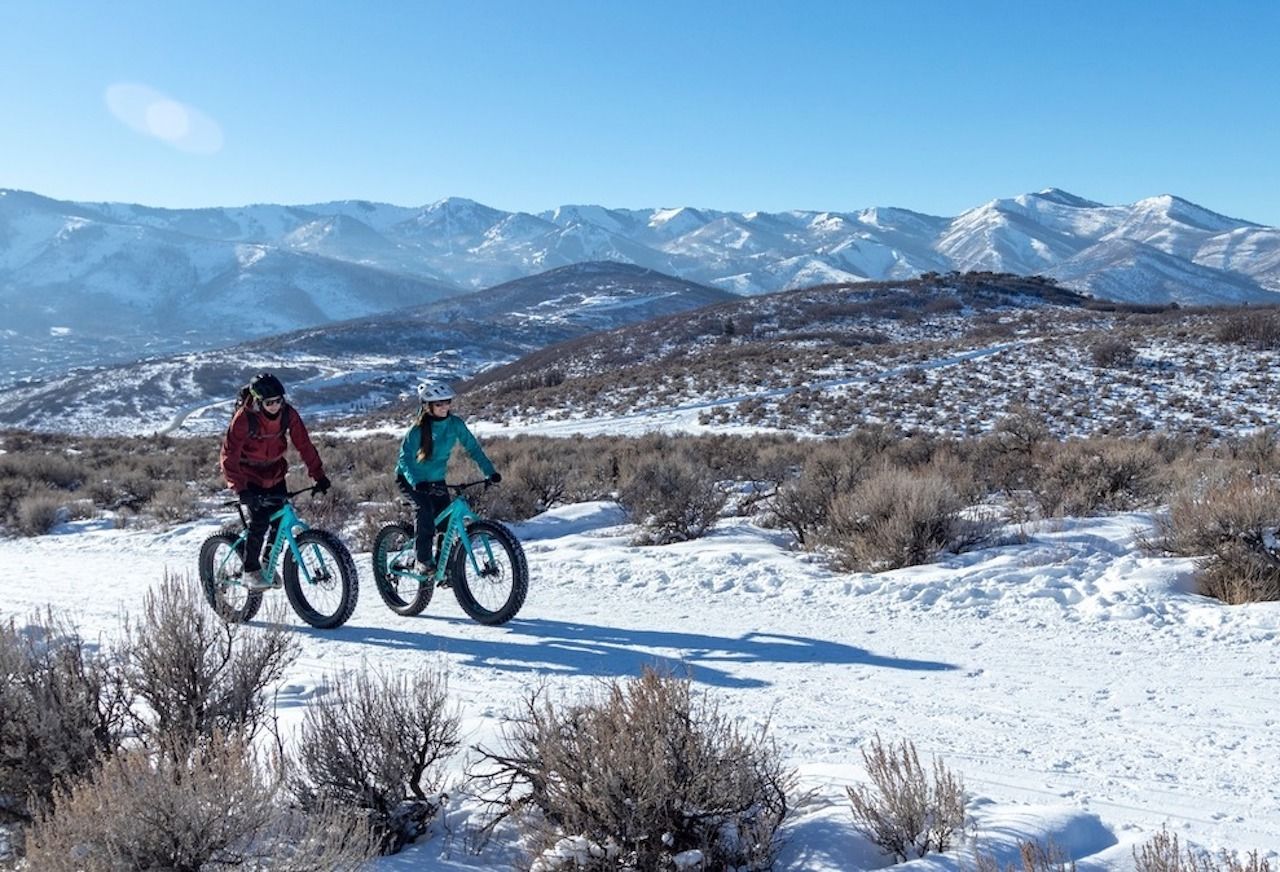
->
xmin=249 ymin=372 xmax=285 ymax=401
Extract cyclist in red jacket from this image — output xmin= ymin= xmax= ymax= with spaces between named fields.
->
xmin=220 ymin=372 xmax=331 ymax=585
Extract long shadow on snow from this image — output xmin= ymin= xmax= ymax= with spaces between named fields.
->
xmin=289 ymin=615 xmax=958 ymax=689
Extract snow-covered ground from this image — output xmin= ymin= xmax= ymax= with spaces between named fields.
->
xmin=3 ymin=499 xmax=1278 ymax=869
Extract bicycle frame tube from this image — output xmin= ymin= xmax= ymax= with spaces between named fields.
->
xmin=433 ymin=495 xmax=496 ymax=579
xmin=263 ymin=502 xmax=312 ymax=580
xmin=218 ymin=496 xmax=320 ymax=586
xmin=387 ymin=489 xmax=497 ymax=583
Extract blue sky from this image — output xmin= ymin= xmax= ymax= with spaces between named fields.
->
xmin=2 ymin=1 xmax=1277 ymax=223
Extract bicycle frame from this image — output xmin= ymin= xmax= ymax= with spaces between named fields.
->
xmin=221 ymin=489 xmax=326 ymax=587
xmin=393 ymin=481 xmax=498 ymax=583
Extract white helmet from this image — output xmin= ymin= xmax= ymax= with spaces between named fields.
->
xmin=417 ymin=380 xmax=456 ymax=403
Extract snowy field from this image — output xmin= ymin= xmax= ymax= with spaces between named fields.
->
xmin=3 ymin=499 xmax=1278 ymax=869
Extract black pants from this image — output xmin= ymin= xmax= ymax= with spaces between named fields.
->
xmin=397 ymin=475 xmax=448 ymax=564
xmin=241 ymin=481 xmax=288 ymax=571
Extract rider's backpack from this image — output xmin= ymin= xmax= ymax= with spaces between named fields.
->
xmin=231 ymin=384 xmax=290 ymax=438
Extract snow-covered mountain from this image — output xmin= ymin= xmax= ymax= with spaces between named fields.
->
xmin=3 ymin=186 xmax=1278 ymax=381
xmin=0 ymin=190 xmax=461 ymax=378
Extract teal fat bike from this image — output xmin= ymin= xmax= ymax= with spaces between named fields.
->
xmin=371 ymin=480 xmax=528 ymax=624
xmin=198 ymin=486 xmax=359 ymax=629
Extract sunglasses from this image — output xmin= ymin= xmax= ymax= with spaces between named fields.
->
xmin=261 ymin=397 xmax=285 ymax=407
xmin=429 ymin=399 xmax=453 ymax=406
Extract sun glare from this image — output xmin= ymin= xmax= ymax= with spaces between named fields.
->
xmin=105 ymin=82 xmax=224 ymax=154
xmin=145 ymin=99 xmax=191 ymax=141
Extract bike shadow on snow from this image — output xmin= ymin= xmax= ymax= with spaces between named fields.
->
xmin=285 ymin=616 xmax=959 ymax=689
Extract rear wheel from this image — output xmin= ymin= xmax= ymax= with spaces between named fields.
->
xmin=372 ymin=521 xmax=433 ymax=617
xmin=450 ymin=520 xmax=528 ymax=626
xmin=283 ymin=529 xmax=358 ymax=629
xmin=198 ymin=529 xmax=263 ymax=623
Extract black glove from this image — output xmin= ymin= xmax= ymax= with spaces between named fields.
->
xmin=488 ymin=472 xmax=502 ymax=484
xmin=237 ymin=489 xmax=259 ymax=509
xmin=314 ymin=476 xmax=331 ymax=495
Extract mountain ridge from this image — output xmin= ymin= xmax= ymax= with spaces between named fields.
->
xmin=3 ymin=186 xmax=1278 ymax=382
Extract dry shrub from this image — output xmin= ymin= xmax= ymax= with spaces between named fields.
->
xmin=350 ymin=500 xmax=404 ymax=552
xmin=1215 ymin=311 xmax=1280 ymax=349
xmin=977 ymin=406 xmax=1049 ymax=498
xmin=148 ymin=481 xmax=201 ymax=525
xmin=1227 ymin=427 xmax=1280 ymax=476
xmin=1034 ymin=439 xmax=1164 ymax=516
xmin=15 ymin=491 xmax=64 ymax=536
xmin=1134 ymin=827 xmax=1272 ymax=872
xmin=845 ymin=734 xmax=966 ymax=862
xmin=974 ymin=838 xmax=1076 ymax=872
xmin=0 ymin=613 xmax=130 ymax=827
xmin=87 ymin=470 xmax=160 ymax=511
xmin=0 ymin=453 xmax=82 ymax=491
xmin=292 ymin=483 xmax=360 ymax=539
xmin=1153 ymin=474 xmax=1280 ymax=603
xmin=24 ymin=738 xmax=376 ymax=872
xmin=771 ymin=440 xmax=876 ymax=546
xmin=1090 ymin=336 xmax=1137 ymax=368
xmin=617 ymin=453 xmax=727 ymax=545
xmin=501 ymin=443 xmax=576 ymax=512
xmin=823 ymin=466 xmax=972 ymax=571
xmin=123 ymin=573 xmax=297 ymax=748
xmin=291 ymin=665 xmax=461 ymax=855
xmin=471 ymin=668 xmax=794 ymax=871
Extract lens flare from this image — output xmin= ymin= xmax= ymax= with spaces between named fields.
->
xmin=105 ymin=82 xmax=223 ymax=154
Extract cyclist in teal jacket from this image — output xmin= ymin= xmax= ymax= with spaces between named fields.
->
xmin=395 ymin=380 xmax=499 ymax=574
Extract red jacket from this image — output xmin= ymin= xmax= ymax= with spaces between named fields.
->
xmin=220 ymin=403 xmax=325 ymax=491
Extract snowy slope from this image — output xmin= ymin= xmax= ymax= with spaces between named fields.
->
xmin=1 ymin=500 xmax=1276 ymax=869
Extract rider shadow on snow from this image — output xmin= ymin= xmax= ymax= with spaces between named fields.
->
xmin=288 ymin=616 xmax=959 ymax=689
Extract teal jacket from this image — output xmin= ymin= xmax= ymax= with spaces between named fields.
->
xmin=395 ymin=414 xmax=495 ymax=486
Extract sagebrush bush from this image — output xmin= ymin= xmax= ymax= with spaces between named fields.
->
xmin=148 ymin=480 xmax=201 ymax=525
xmin=1152 ymin=473 xmax=1280 ymax=603
xmin=1134 ymin=827 xmax=1272 ymax=872
xmin=0 ymin=612 xmax=130 ymax=827
xmin=15 ymin=491 xmax=64 ymax=536
xmin=294 ymin=483 xmax=360 ymax=538
xmin=976 ymin=406 xmax=1049 ymax=499
xmin=351 ymin=500 xmax=404 ymax=551
xmin=974 ymin=838 xmax=1076 ymax=872
xmin=471 ymin=669 xmax=794 ymax=871
xmin=123 ymin=573 xmax=297 ymax=749
xmin=292 ymin=665 xmax=461 ymax=855
xmin=617 ymin=453 xmax=727 ymax=545
xmin=770 ymin=440 xmax=877 ymax=545
xmin=1034 ymin=439 xmax=1165 ymax=516
xmin=1090 ymin=336 xmax=1137 ymax=368
xmin=822 ymin=466 xmax=972 ymax=571
xmin=24 ymin=738 xmax=377 ymax=872
xmin=845 ymin=734 xmax=966 ymax=861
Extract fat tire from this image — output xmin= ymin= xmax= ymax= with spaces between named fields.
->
xmin=283 ymin=529 xmax=359 ymax=629
xmin=372 ymin=521 xmax=433 ymax=617
xmin=449 ymin=519 xmax=528 ymax=625
xmin=198 ymin=529 xmax=263 ymax=623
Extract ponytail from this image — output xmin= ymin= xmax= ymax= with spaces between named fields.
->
xmin=414 ymin=407 xmax=434 ymax=463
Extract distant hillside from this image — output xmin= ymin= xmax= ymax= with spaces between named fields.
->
xmin=0 ymin=262 xmax=733 ymax=435
xmin=450 ymin=272 xmax=1280 ymax=443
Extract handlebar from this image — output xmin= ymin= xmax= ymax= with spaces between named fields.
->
xmin=221 ymin=485 xmax=318 ymax=509
xmin=450 ymin=479 xmax=494 ymax=494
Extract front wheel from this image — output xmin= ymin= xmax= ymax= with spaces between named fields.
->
xmin=198 ymin=529 xmax=263 ymax=623
xmin=283 ymin=529 xmax=359 ymax=629
xmin=449 ymin=520 xmax=528 ymax=626
xmin=371 ymin=521 xmax=433 ymax=617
